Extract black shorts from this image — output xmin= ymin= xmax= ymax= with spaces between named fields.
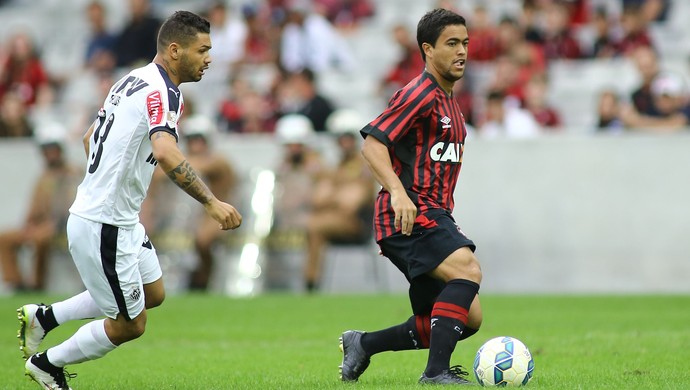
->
xmin=378 ymin=208 xmax=476 ymax=315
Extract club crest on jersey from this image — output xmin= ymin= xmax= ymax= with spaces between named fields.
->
xmin=109 ymin=94 xmax=120 ymax=106
xmin=130 ymin=286 xmax=141 ymax=301
xmin=430 ymin=142 xmax=463 ymax=163
xmin=147 ymin=91 xmax=163 ymax=126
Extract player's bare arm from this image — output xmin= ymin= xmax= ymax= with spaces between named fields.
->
xmin=151 ymin=131 xmax=242 ymax=230
xmin=166 ymin=159 xmax=214 ymax=204
xmin=361 ymin=136 xmax=417 ymax=235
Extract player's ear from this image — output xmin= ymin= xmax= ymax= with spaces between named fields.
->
xmin=422 ymin=42 xmax=434 ymax=60
xmin=169 ymin=43 xmax=180 ymax=60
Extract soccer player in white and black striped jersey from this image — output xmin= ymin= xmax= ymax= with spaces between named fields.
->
xmin=18 ymin=11 xmax=242 ymax=389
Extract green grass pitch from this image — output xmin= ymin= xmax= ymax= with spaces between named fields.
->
xmin=1 ymin=293 xmax=689 ymax=389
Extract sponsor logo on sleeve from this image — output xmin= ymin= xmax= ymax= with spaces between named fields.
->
xmin=146 ymin=91 xmax=163 ymax=126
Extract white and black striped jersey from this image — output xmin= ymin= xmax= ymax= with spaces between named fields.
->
xmin=70 ymin=63 xmax=183 ymax=228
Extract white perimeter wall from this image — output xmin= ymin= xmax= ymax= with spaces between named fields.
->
xmin=1 ymin=133 xmax=688 ymax=294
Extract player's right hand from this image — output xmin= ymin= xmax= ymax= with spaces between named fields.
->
xmin=391 ymin=190 xmax=417 ymax=236
xmin=205 ymin=199 xmax=242 ymax=230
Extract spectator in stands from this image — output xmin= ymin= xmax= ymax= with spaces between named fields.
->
xmin=206 ymin=1 xmax=247 ymax=75
xmin=616 ymin=3 xmax=654 ymax=57
xmin=523 ymin=73 xmax=561 ymax=129
xmin=277 ymin=68 xmax=335 ymax=131
xmin=84 ymin=1 xmax=116 ymax=73
xmin=541 ymin=2 xmax=582 ymax=60
xmin=0 ymin=31 xmax=49 ymax=107
xmin=218 ymin=75 xmax=277 ymax=134
xmin=595 ymin=89 xmax=625 ymax=132
xmin=493 ymin=17 xmax=546 ymax=100
xmin=239 ymin=4 xmax=280 ymax=66
xmin=304 ymin=109 xmax=375 ymax=292
xmin=113 ymin=0 xmax=161 ymax=68
xmin=487 ymin=54 xmax=527 ymax=107
xmin=466 ymin=5 xmax=500 ymax=62
xmin=279 ymin=1 xmax=356 ymax=73
xmin=269 ymin=115 xmax=326 ymax=277
xmin=0 ymin=123 xmax=81 ymax=292
xmin=589 ymin=6 xmax=619 ymax=59
xmin=620 ymin=73 xmax=690 ymax=131
xmin=623 ymin=0 xmax=670 ymax=24
xmin=379 ymin=24 xmax=426 ymax=97
xmin=28 ymin=82 xmax=61 ymax=131
xmin=496 ymin=16 xmax=524 ymax=57
xmin=0 ymin=90 xmax=32 ymax=138
xmin=317 ymin=0 xmax=375 ymax=30
xmin=478 ymin=90 xmax=541 ymax=138
xmin=180 ymin=115 xmax=238 ymax=291
xmin=520 ymin=0 xmax=545 ymax=44
xmin=630 ymin=45 xmax=661 ymax=116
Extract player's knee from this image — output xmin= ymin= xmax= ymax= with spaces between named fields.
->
xmin=447 ymin=249 xmax=482 ymax=283
xmin=107 ymin=313 xmax=147 ymax=344
xmin=124 ymin=315 xmax=147 ymax=340
xmin=466 ymin=258 xmax=482 ymax=284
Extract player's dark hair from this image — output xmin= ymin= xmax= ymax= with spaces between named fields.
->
xmin=157 ymin=11 xmax=210 ymax=53
xmin=416 ymin=8 xmax=466 ymax=62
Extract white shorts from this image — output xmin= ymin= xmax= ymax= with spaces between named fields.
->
xmin=66 ymin=214 xmax=162 ymax=320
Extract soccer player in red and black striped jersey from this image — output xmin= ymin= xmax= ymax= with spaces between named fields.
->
xmin=339 ymin=8 xmax=482 ymax=385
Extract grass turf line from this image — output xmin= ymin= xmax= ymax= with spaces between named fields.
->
xmin=1 ymin=294 xmax=689 ymax=389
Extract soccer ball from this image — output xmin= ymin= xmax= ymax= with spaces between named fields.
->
xmin=473 ymin=336 xmax=535 ymax=387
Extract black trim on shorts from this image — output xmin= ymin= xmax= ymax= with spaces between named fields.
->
xmin=100 ymin=224 xmax=131 ymax=321
xmin=379 ymin=208 xmax=475 ymax=280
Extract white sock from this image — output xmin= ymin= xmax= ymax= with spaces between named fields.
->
xmin=52 ymin=291 xmax=104 ymax=324
xmin=47 ymin=319 xmax=116 ymax=366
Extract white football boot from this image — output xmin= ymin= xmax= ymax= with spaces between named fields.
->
xmin=17 ymin=304 xmax=48 ymax=359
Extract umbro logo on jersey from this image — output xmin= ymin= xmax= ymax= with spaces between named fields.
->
xmin=440 ymin=116 xmax=451 ymax=128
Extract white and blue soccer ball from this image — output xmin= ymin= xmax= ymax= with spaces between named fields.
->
xmin=473 ymin=336 xmax=535 ymax=387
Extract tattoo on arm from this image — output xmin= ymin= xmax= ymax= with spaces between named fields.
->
xmin=166 ymin=160 xmax=213 ymax=204
xmin=152 ymin=131 xmax=166 ymax=140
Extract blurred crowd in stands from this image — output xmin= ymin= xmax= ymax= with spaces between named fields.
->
xmin=0 ymin=0 xmax=687 ymax=142
xmin=1 ymin=0 xmax=688 ymax=293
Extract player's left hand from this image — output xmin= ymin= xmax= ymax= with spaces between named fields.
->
xmin=204 ymin=199 xmax=242 ymax=230
xmin=391 ymin=190 xmax=417 ymax=235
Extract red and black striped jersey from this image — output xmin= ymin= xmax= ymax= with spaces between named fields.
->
xmin=361 ymin=71 xmax=468 ymax=241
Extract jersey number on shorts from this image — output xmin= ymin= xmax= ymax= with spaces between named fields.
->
xmin=88 ymin=113 xmax=115 ymax=173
